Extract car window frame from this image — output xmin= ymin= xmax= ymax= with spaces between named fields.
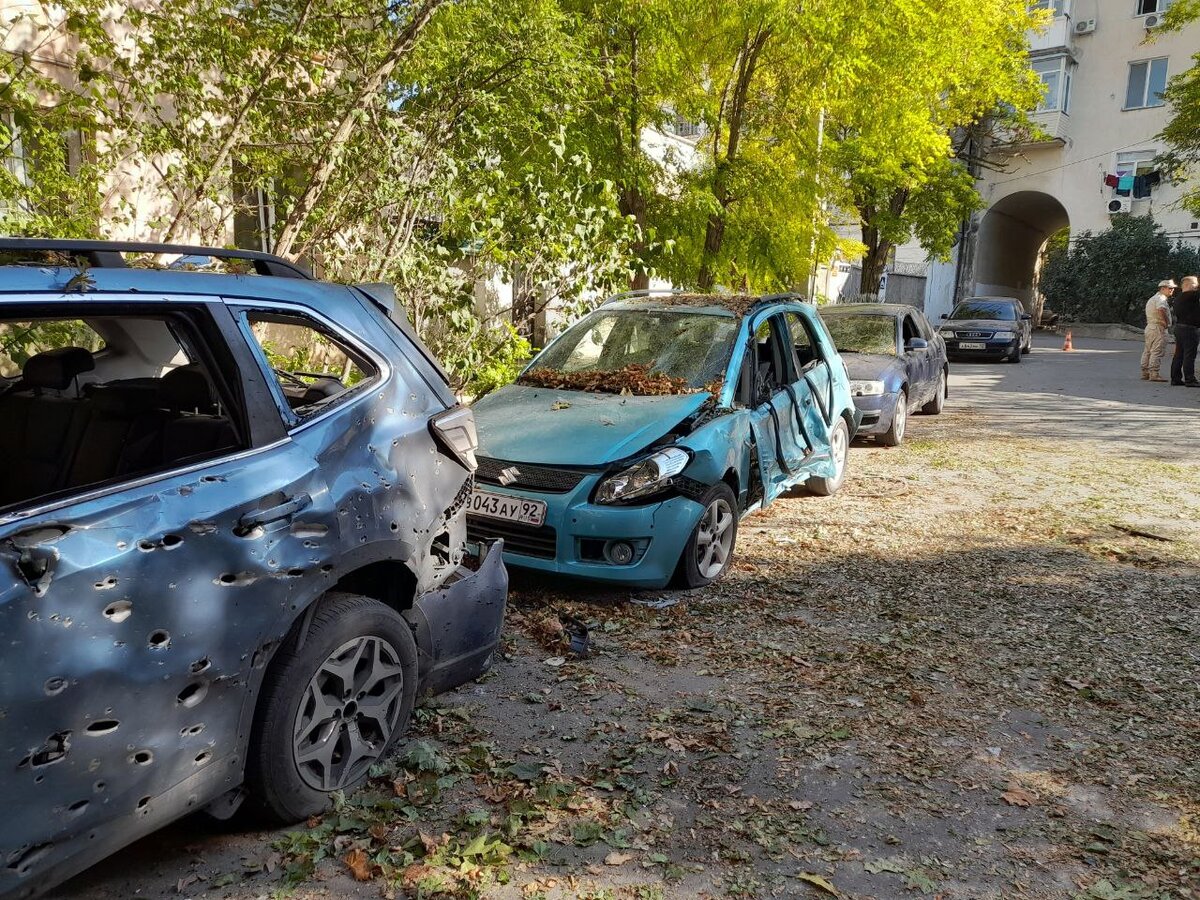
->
xmin=783 ymin=307 xmax=831 ymax=377
xmin=0 ymin=294 xmax=285 ymax=522
xmin=231 ymin=299 xmax=390 ymax=433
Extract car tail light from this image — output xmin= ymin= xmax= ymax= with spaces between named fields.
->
xmin=429 ymin=405 xmax=479 ymax=470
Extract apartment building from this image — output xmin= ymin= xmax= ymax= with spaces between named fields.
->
xmin=924 ymin=0 xmax=1200 ymax=319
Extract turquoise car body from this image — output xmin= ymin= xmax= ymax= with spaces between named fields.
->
xmin=469 ymin=296 xmax=858 ymax=588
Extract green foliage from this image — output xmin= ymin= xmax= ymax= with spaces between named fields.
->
xmin=1159 ymin=0 xmax=1200 ymax=216
xmin=1039 ymin=216 xmax=1200 ymax=326
xmin=0 ymin=319 xmax=103 ymax=376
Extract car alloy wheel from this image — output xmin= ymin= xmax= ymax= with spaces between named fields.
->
xmin=293 ymin=635 xmax=406 ymax=791
xmin=921 ymin=371 xmax=946 ymax=415
xmin=694 ymin=496 xmax=735 ymax=580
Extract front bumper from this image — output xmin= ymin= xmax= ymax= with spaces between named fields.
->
xmin=467 ymin=477 xmax=705 ymax=589
xmin=405 ymin=540 xmax=508 ymax=695
xmin=851 ymin=391 xmax=899 ymax=436
xmin=943 ymin=336 xmax=1018 ymax=359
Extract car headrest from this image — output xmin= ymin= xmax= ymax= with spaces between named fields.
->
xmin=22 ymin=347 xmax=96 ymax=390
xmin=86 ymin=383 xmax=162 ymax=415
xmin=160 ymin=365 xmax=215 ymax=412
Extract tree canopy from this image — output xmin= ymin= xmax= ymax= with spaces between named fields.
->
xmin=1 ymin=0 xmax=1041 ymax=389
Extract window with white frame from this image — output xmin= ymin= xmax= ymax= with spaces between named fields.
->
xmin=1030 ymin=0 xmax=1067 ymax=16
xmin=1136 ymin=0 xmax=1172 ymax=15
xmin=1033 ymin=57 xmax=1073 ymax=112
xmin=1125 ymin=58 xmax=1169 ymax=109
xmin=1114 ymin=150 xmax=1158 ymax=199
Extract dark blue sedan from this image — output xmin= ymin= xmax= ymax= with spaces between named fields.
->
xmin=818 ymin=303 xmax=948 ymax=446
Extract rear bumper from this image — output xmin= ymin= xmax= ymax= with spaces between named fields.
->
xmin=405 ymin=540 xmax=508 ymax=695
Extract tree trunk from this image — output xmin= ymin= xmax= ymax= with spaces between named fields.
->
xmin=273 ymin=0 xmax=445 ymax=259
xmin=858 ymin=188 xmax=909 ymax=297
xmin=159 ymin=0 xmax=317 ymax=246
xmin=697 ymin=25 xmax=769 ymax=291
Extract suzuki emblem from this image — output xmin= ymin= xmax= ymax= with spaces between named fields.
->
xmin=498 ymin=466 xmax=521 ymax=486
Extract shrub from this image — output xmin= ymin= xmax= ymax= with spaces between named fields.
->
xmin=1040 ymin=216 xmax=1200 ymax=326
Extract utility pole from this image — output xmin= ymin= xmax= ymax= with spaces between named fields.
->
xmin=806 ymin=101 xmax=826 ymax=302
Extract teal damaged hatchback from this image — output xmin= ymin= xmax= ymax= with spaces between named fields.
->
xmin=468 ymin=293 xmax=858 ymax=589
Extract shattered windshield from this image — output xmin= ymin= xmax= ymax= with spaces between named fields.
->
xmin=820 ymin=315 xmax=897 ymax=355
xmin=521 ymin=310 xmax=737 ymax=394
xmin=951 ymin=300 xmax=1017 ymax=321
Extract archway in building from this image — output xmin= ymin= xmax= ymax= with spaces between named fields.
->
xmin=973 ymin=191 xmax=1069 ymax=321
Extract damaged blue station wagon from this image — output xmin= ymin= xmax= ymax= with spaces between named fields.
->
xmin=469 ymin=293 xmax=858 ymax=589
xmin=0 ymin=240 xmax=507 ymax=899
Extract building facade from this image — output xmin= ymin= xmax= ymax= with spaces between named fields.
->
xmin=924 ymin=0 xmax=1200 ymax=320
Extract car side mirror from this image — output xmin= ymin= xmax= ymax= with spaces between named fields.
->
xmin=905 ymin=337 xmax=928 ymax=351
xmin=1021 ymin=313 xmax=1032 ymax=321
xmin=940 ymin=313 xmax=948 ymax=320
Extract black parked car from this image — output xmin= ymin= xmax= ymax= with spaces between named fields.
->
xmin=819 ymin=303 xmax=947 ymax=446
xmin=938 ymin=297 xmax=1032 ymax=363
xmin=0 ymin=240 xmax=507 ymax=899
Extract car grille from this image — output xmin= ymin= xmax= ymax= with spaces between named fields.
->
xmin=954 ymin=331 xmax=993 ymax=339
xmin=467 ymin=517 xmax=558 ymax=559
xmin=475 ymin=456 xmax=589 ymax=494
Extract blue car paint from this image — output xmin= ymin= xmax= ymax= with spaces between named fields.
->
xmin=477 ymin=387 xmax=711 ymax=466
xmin=0 ymin=264 xmax=506 ymax=898
xmin=471 ymin=298 xmax=857 ymax=588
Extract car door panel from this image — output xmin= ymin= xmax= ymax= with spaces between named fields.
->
xmin=0 ymin=438 xmax=331 ymax=891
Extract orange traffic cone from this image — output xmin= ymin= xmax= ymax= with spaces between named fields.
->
xmin=1062 ymin=330 xmax=1073 ymax=352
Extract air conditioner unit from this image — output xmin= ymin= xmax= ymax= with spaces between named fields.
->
xmin=1108 ymin=197 xmax=1132 ymax=214
xmin=1074 ymin=18 xmax=1096 ymax=34
xmin=1143 ymin=13 xmax=1163 ymax=29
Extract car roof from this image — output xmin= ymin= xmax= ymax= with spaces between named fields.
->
xmin=602 ymin=291 xmax=807 ymax=318
xmin=0 ymin=264 xmax=361 ymax=308
xmin=962 ymin=296 xmax=1020 ymax=304
xmin=820 ymin=303 xmax=914 ymax=317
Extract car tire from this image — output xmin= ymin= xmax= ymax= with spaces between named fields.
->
xmin=1021 ymin=339 xmax=1031 ymax=355
xmin=245 ymin=593 xmax=418 ymax=824
xmin=674 ymin=482 xmax=739 ymax=589
xmin=807 ymin=418 xmax=850 ymax=497
xmin=878 ymin=390 xmax=906 ymax=447
xmin=921 ymin=370 xmax=946 ymax=415
xmin=1008 ymin=344 xmax=1021 ymax=363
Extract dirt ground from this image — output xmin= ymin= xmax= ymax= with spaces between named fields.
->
xmin=53 ymin=349 xmax=1200 ymax=900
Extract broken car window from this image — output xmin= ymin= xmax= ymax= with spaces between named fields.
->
xmin=0 ymin=311 xmax=242 ymax=511
xmin=525 ymin=310 xmax=738 ymax=392
xmin=820 ymin=315 xmax=898 ymax=356
xmin=0 ymin=319 xmax=104 ymax=378
xmin=245 ymin=312 xmax=378 ymax=418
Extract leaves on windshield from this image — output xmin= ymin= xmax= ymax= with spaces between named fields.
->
xmin=519 ymin=364 xmax=713 ymax=396
xmin=634 ymin=293 xmax=763 ymax=317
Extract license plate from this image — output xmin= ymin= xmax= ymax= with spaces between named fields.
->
xmin=958 ymin=342 xmax=986 ymax=350
xmin=469 ymin=489 xmax=547 ymax=527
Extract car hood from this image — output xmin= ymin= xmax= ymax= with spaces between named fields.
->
xmin=940 ymin=318 xmax=1016 ymax=331
xmin=841 ymin=353 xmax=903 ymax=382
xmin=472 ymin=384 xmax=712 ymax=466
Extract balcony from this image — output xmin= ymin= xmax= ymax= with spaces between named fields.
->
xmin=1029 ymin=14 xmax=1072 ymax=54
xmin=1028 ymin=109 xmax=1070 ymax=145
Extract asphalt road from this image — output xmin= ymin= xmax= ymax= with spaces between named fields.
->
xmin=947 ymin=332 xmax=1200 ymax=457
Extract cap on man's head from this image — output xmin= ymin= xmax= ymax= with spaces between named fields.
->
xmin=1159 ymin=279 xmax=1178 ymax=289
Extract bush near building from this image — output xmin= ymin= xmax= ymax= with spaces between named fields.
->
xmin=1040 ymin=216 xmax=1200 ymax=326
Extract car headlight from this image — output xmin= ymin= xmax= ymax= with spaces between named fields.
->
xmin=991 ymin=331 xmax=1015 ymax=340
xmin=595 ymin=447 xmax=691 ymax=504
xmin=848 ymin=380 xmax=885 ymax=397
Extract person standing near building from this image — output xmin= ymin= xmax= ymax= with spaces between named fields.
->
xmin=1142 ymin=279 xmax=1175 ymax=382
xmin=1170 ymin=275 xmax=1200 ymax=386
